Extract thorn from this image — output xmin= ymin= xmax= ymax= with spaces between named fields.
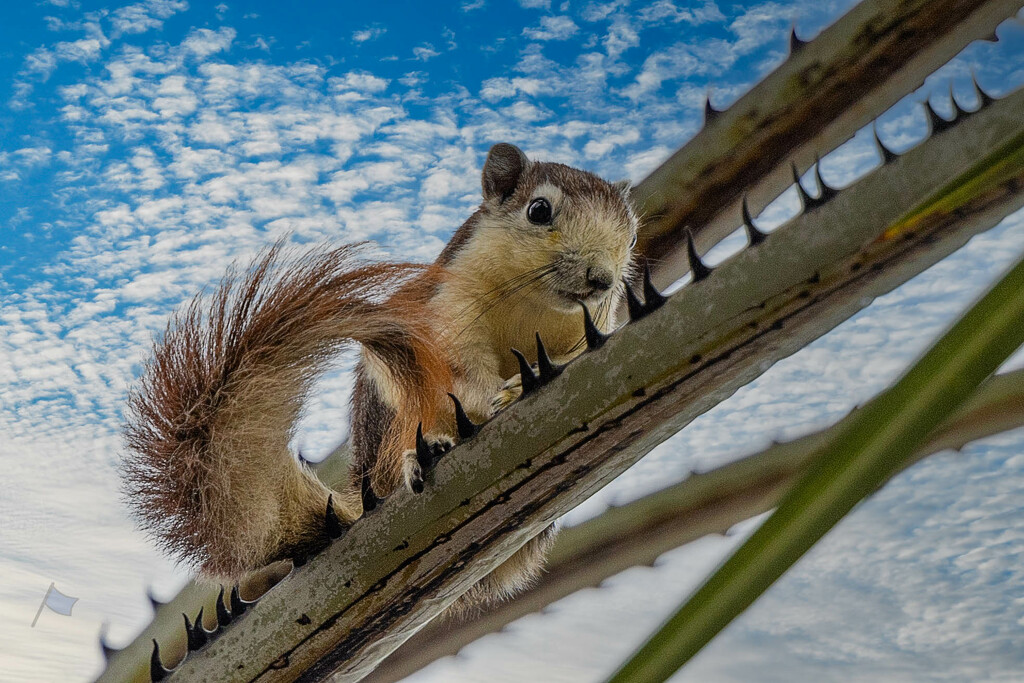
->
xmin=325 ymin=495 xmax=344 ymax=539
xmin=685 ymin=230 xmax=712 ymax=282
xmin=580 ymin=303 xmax=607 ymax=350
xmin=788 ymin=26 xmax=807 ymax=54
xmin=641 ymin=263 xmax=667 ymax=312
xmin=812 ymin=157 xmax=838 ymax=204
xmin=535 ymin=333 xmax=562 ymax=383
xmin=146 ymin=588 xmax=164 ymax=612
xmin=741 ymin=196 xmax=768 ymax=246
xmin=216 ymin=585 xmax=232 ymax=628
xmin=623 ymin=279 xmax=646 ymax=321
xmin=790 ymin=162 xmax=814 ymax=210
xmin=510 ymin=347 xmax=540 ymax=394
xmin=99 ymin=624 xmax=117 ymax=661
xmin=786 ymin=161 xmax=811 ymax=209
xmin=150 ymin=639 xmax=169 ymax=682
xmin=415 ymin=423 xmax=433 ymax=470
xmin=981 ymin=28 xmax=998 ymax=42
xmin=971 ymin=74 xmax=996 ymax=108
xmin=703 ymin=96 xmax=720 ymax=124
xmin=230 ymin=585 xmax=249 ymax=617
xmin=448 ymin=393 xmax=480 ymax=440
xmin=360 ymin=470 xmax=377 ymax=513
xmin=184 ymin=612 xmax=204 ymax=651
xmin=872 ymin=123 xmax=898 ymax=164
xmin=924 ymin=99 xmax=955 ymax=134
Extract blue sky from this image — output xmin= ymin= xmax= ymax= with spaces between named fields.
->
xmin=1 ymin=1 xmax=1023 ymax=681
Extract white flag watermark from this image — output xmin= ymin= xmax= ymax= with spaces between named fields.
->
xmin=31 ymin=582 xmax=79 ymax=627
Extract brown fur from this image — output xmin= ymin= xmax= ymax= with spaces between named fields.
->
xmin=122 ymin=242 xmax=452 ymax=577
xmin=122 ymin=144 xmax=638 ymax=611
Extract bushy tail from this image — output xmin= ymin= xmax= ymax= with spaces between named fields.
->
xmin=122 ymin=242 xmax=450 ymax=578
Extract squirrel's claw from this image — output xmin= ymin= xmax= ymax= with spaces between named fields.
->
xmin=414 ymin=423 xmax=433 ymax=471
xmin=404 ymin=425 xmax=454 ymax=494
xmin=404 ymin=455 xmax=425 ymax=494
xmin=491 ymin=374 xmax=523 ymax=413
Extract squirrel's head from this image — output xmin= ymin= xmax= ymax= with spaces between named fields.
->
xmin=444 ymin=143 xmax=637 ymax=315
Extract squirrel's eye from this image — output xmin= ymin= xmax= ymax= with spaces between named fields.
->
xmin=527 ymin=197 xmax=552 ymax=225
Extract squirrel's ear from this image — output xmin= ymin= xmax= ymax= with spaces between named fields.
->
xmin=482 ymin=143 xmax=530 ymax=203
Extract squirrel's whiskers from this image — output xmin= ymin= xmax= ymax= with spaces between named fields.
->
xmin=121 ymin=143 xmax=638 ymax=614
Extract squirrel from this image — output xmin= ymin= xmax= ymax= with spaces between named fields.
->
xmin=121 ymin=142 xmax=638 ymax=611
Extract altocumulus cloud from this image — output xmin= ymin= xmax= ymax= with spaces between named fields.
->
xmin=1 ymin=0 xmax=1023 ymax=681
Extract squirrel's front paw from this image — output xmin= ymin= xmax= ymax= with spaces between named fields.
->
xmin=491 ymin=374 xmax=524 ymax=414
xmin=403 ymin=433 xmax=454 ymax=494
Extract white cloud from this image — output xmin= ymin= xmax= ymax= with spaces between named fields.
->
xmin=728 ymin=1 xmax=793 ymax=55
xmin=502 ymin=100 xmax=551 ymax=123
xmin=523 ymin=15 xmax=580 ymax=41
xmin=181 ymin=26 xmax=235 ymax=58
xmin=12 ymin=146 xmax=53 ymax=166
xmin=330 ymin=70 xmax=390 ymax=94
xmin=111 ymin=0 xmax=189 ymax=36
xmin=479 ymin=77 xmax=518 ymax=102
xmin=412 ymin=43 xmax=440 ymax=61
xmin=352 ymin=26 xmax=385 ymax=43
xmin=637 ymin=0 xmax=725 ymax=25
xmin=582 ymin=126 xmax=639 ymax=158
xmin=579 ymin=0 xmax=630 ymax=22
xmin=20 ymin=37 xmax=105 ymax=82
xmin=56 ymin=37 xmax=106 ymax=63
xmin=421 ymin=167 xmax=464 ymax=199
xmin=20 ymin=49 xmax=60 ymax=80
xmin=399 ymin=71 xmax=427 ymax=88
xmin=604 ymin=12 xmax=639 ymax=59
xmin=13 ymin=0 xmax=189 ymax=104
xmin=619 ymin=44 xmax=704 ymax=101
xmin=623 ymin=144 xmax=671 ymax=180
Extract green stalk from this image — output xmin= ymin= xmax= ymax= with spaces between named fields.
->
xmin=607 ymin=250 xmax=1024 ymax=683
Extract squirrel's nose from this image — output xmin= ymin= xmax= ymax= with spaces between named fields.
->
xmin=586 ymin=266 xmax=614 ymax=292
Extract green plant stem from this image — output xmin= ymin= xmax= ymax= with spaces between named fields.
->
xmin=607 ymin=250 xmax=1024 ymax=683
